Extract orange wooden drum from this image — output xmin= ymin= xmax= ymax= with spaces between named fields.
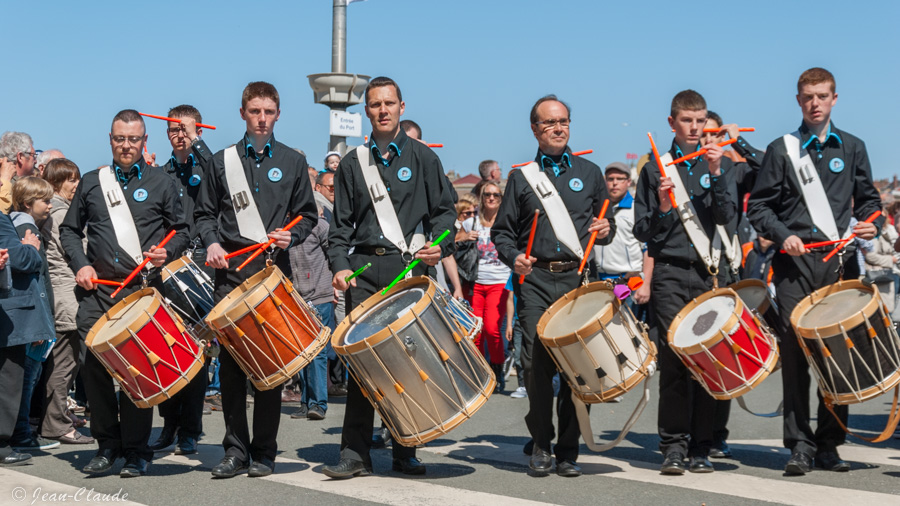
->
xmin=206 ymin=265 xmax=329 ymax=390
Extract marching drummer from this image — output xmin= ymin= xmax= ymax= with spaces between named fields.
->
xmin=149 ymin=105 xmax=214 ymax=456
xmin=59 ymin=109 xmax=190 ymax=477
xmin=195 ymin=82 xmax=318 ymax=479
xmin=747 ymin=68 xmax=883 ymax=475
xmin=491 ymin=95 xmax=616 ymax=478
xmin=633 ymin=90 xmax=740 ymax=475
xmin=325 ymin=76 xmax=457 ymax=479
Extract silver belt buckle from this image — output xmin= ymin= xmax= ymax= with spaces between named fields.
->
xmin=549 ymin=262 xmax=564 ymax=273
xmin=375 ymin=247 xmax=386 ymax=256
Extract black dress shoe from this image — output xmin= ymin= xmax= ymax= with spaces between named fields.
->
xmin=529 ymin=447 xmax=552 ymax=476
xmin=689 ymin=456 xmax=714 ymax=473
xmin=149 ymin=425 xmax=176 ymax=452
xmin=83 ymin=449 xmax=118 ymax=474
xmin=0 ymin=451 xmax=33 ymax=467
xmin=709 ymin=441 xmax=732 ymax=459
xmin=784 ymin=451 xmax=813 ymax=475
xmin=211 ymin=456 xmax=248 ymax=479
xmin=249 ymin=458 xmax=275 ymax=477
xmin=120 ymin=455 xmax=149 ymax=478
xmin=175 ymin=435 xmax=198 ymax=455
xmin=660 ymin=452 xmax=686 ymax=475
xmin=556 ymin=460 xmax=582 ymax=477
xmin=815 ymin=451 xmax=850 ymax=472
xmin=523 ymin=439 xmax=534 ymax=456
xmin=322 ymin=458 xmax=371 ymax=479
xmin=392 ymin=457 xmax=426 ymax=475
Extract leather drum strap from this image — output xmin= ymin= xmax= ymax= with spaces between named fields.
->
xmin=784 ymin=132 xmax=843 ymax=242
xmin=97 ymin=166 xmax=145 ymax=267
xmin=519 ymin=162 xmax=584 ymax=258
xmin=825 ymin=386 xmax=900 ymax=443
xmin=573 ymin=365 xmax=655 ymax=453
xmin=224 ymin=146 xmax=268 ymax=244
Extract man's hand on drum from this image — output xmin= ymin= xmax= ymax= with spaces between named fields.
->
xmin=75 ymin=265 xmax=98 ymax=290
xmin=333 ymin=270 xmax=355 ymax=291
xmin=782 ymin=235 xmax=807 ymax=256
xmin=853 ymin=220 xmax=878 ymax=240
xmin=206 ymin=243 xmax=228 ymax=269
xmin=514 ymin=253 xmax=536 ymax=276
xmin=268 ymin=229 xmax=292 ymax=250
xmin=588 ymin=216 xmax=610 ymax=240
xmin=658 ymin=177 xmax=675 ymax=213
xmin=143 ymin=246 xmax=168 ymax=268
xmin=415 ymin=244 xmax=442 ymax=266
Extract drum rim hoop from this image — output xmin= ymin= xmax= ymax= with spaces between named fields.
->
xmin=667 ymin=287 xmax=746 ymax=355
xmin=160 ymin=255 xmax=193 ymax=283
xmin=727 ymin=278 xmax=772 ymax=315
xmin=86 ymin=287 xmax=169 ymax=351
xmin=790 ymin=279 xmax=880 ymax=339
xmin=536 ymin=281 xmax=619 ymax=345
xmin=206 ymin=265 xmax=284 ymax=329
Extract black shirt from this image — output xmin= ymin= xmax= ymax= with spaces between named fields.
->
xmin=328 ymin=129 xmax=457 ymax=274
xmin=731 ymin=135 xmax=765 ymax=197
xmin=491 ymin=147 xmax=616 ymax=267
xmin=194 ymin=134 xmax=318 ymax=253
xmin=162 ymin=138 xmax=212 ymax=245
xmin=60 ymin=158 xmax=190 ymax=280
xmin=634 ymin=140 xmax=738 ymax=263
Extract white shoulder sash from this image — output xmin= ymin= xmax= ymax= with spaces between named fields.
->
xmin=783 ymin=132 xmax=843 ymax=241
xmin=224 ymin=146 xmax=268 ymax=243
xmin=97 ymin=166 xmax=145 ymax=268
xmin=519 ymin=162 xmax=584 ymax=258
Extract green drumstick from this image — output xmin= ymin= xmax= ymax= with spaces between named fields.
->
xmin=381 ymin=229 xmax=452 ymax=295
xmin=345 ymin=262 xmax=371 ymax=283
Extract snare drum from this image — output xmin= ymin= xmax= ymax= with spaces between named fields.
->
xmin=206 ymin=265 xmax=329 ymax=391
xmin=669 ymin=288 xmax=779 ymax=400
xmin=332 ymin=276 xmax=494 ymax=447
xmin=729 ymin=279 xmax=782 ymax=340
xmin=537 ymin=282 xmax=656 ymax=403
xmin=86 ymin=288 xmax=205 ymax=409
xmin=161 ymin=255 xmax=215 ymax=341
xmin=791 ymin=280 xmax=900 ymax=405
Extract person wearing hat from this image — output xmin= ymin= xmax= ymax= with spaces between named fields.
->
xmin=324 ymin=152 xmax=341 ymax=172
xmin=593 ymin=162 xmax=646 ymax=285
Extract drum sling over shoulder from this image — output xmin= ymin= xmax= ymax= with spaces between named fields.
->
xmin=224 ymin=145 xmax=269 ymax=244
xmin=783 ymin=132 xmax=849 ymax=243
xmin=519 ymin=162 xmax=584 ymax=260
xmin=97 ymin=166 xmax=146 ymax=269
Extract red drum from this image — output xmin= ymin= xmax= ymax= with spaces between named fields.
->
xmin=668 ymin=288 xmax=779 ymax=400
xmin=86 ymin=288 xmax=205 ymax=409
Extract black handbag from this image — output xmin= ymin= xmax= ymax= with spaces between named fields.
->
xmin=455 ymin=239 xmax=479 ymax=284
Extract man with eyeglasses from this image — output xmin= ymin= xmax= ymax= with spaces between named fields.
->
xmin=0 ymin=131 xmax=37 ymax=214
xmin=59 ymin=109 xmax=190 ymax=477
xmin=492 ymin=95 xmax=616 ymax=478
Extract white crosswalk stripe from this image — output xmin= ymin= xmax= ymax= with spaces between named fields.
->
xmin=0 ymin=467 xmax=146 ymax=505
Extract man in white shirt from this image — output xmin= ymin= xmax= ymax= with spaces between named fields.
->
xmin=594 ymin=162 xmax=644 ymax=280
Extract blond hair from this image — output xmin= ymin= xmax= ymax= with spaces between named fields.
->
xmin=12 ymin=176 xmax=54 ymax=212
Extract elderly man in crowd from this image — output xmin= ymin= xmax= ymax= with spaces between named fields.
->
xmin=0 ymin=132 xmax=37 ymax=214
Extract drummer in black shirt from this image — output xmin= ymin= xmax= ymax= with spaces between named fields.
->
xmin=633 ymin=90 xmax=739 ymax=475
xmin=60 ymin=109 xmax=190 ymax=477
xmin=195 ymin=82 xmax=318 ymax=479
xmin=150 ymin=104 xmax=214 ymax=456
xmin=492 ymin=95 xmax=615 ymax=478
xmin=747 ymin=68 xmax=882 ymax=475
xmin=324 ymin=76 xmax=457 ymax=479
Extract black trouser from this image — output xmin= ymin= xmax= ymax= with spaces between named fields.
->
xmin=712 ymin=400 xmax=731 ymax=445
xmin=515 ymin=265 xmax=582 ymax=463
xmin=214 ymin=256 xmax=284 ymax=463
xmin=0 ymin=344 xmax=26 ymax=459
xmin=77 ymin=282 xmax=156 ymax=461
xmin=157 ymin=362 xmax=208 ymax=439
xmin=651 ymin=260 xmax=730 ymax=458
xmin=339 ymin=252 xmax=424 ymax=465
xmin=773 ymin=252 xmax=855 ymax=457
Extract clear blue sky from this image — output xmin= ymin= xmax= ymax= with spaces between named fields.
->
xmin=5 ymin=1 xmax=898 ymax=179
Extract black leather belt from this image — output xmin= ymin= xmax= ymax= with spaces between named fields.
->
xmin=355 ymin=246 xmax=400 ymax=256
xmin=533 ymin=260 xmax=579 ymax=273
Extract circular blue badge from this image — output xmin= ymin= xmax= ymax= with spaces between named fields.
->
xmin=829 ymin=158 xmax=845 ymax=173
xmin=397 ymin=167 xmax=412 ymax=182
xmin=268 ymin=168 xmax=283 ymax=182
xmin=700 ymin=174 xmax=711 ymax=189
xmin=188 ymin=174 xmax=201 ymax=186
xmin=133 ymin=188 xmax=148 ymax=202
xmin=568 ymin=177 xmax=584 ymax=192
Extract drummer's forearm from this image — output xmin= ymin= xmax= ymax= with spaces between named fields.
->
xmin=641 ymin=251 xmax=653 ymax=285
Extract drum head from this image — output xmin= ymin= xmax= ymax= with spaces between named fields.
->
xmin=798 ymin=287 xmax=870 ymax=329
xmin=95 ymin=295 xmax=156 ymax=345
xmin=672 ymin=295 xmax=735 ymax=348
xmin=733 ymin=282 xmax=767 ymax=311
xmin=345 ymin=288 xmax=426 ymax=345
xmin=543 ymin=289 xmax=615 ymax=339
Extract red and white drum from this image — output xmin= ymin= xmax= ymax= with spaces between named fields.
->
xmin=668 ymin=288 xmax=779 ymax=400
xmin=86 ymin=288 xmax=205 ymax=409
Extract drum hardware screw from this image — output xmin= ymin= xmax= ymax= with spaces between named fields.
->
xmin=141 ymin=271 xmax=148 ymax=289
xmin=403 ymin=336 xmax=417 ymax=352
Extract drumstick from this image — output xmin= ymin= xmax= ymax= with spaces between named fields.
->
xmin=670 ymin=128 xmax=755 ymax=133
xmin=779 ymin=238 xmax=848 ymax=254
xmin=381 ymin=229 xmax=451 ymax=295
xmin=90 ymin=279 xmax=122 ymax=287
xmin=111 ymin=229 xmax=177 ymax=298
xmin=577 ymin=199 xmax=610 ymax=275
xmin=235 ymin=215 xmax=304 ymax=272
xmin=511 ymin=150 xmax=592 ymax=169
xmin=223 ymin=243 xmax=265 ymax=260
xmin=139 ymin=112 xmax=217 ymax=130
xmin=426 ymin=143 xmax=443 ymax=148
xmin=344 ymin=262 xmax=371 ymax=283
xmin=519 ymin=209 xmax=540 ymax=284
xmin=822 ymin=210 xmax=882 ymax=262
xmin=666 ymin=138 xmax=738 ymax=166
xmin=647 ymin=132 xmax=677 ymax=209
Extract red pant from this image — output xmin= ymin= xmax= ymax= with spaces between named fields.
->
xmin=470 ymin=283 xmax=508 ymax=365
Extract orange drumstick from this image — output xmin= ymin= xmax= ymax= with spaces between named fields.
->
xmin=647 ymin=133 xmax=677 ymax=209
xmin=822 ymin=211 xmax=882 ymax=262
xmin=510 ymin=150 xmax=593 ymax=169
xmin=427 ymin=143 xmax=443 ymax=148
xmin=235 ymin=215 xmax=305 ymax=272
xmin=139 ymin=112 xmax=217 ymax=130
xmin=90 ymin=279 xmax=123 ymax=287
xmin=577 ymin=199 xmax=610 ymax=275
xmin=780 ymin=238 xmax=849 ymax=253
xmin=111 ymin=229 xmax=177 ymax=298
xmin=519 ymin=209 xmax=540 ymax=284
xmin=224 ymin=243 xmax=265 ymax=260
xmin=672 ymin=128 xmax=755 ymax=133
xmin=666 ymin=138 xmax=738 ymax=166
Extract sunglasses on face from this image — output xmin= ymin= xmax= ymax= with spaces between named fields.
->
xmin=483 ymin=192 xmax=502 ymax=199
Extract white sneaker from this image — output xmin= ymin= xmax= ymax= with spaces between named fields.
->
xmin=510 ymin=387 xmax=527 ymax=399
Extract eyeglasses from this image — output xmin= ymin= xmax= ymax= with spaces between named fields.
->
xmin=606 ymin=176 xmax=630 ymax=184
xmin=167 ymin=127 xmax=186 ymax=136
xmin=111 ymin=136 xmax=145 ymax=146
xmin=320 ymin=184 xmax=335 ymax=191
xmin=483 ymin=192 xmax=502 ymax=199
xmin=460 ymin=210 xmax=476 ymax=217
xmin=534 ymin=118 xmax=570 ymax=130
xmin=20 ymin=151 xmax=35 ymax=159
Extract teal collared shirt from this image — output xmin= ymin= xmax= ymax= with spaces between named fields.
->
xmin=114 ymin=161 xmax=143 ymax=187
xmin=801 ymin=122 xmax=843 ymax=151
xmin=369 ymin=136 xmax=405 ymax=168
xmin=540 ymin=152 xmax=572 ymax=177
xmin=243 ymin=134 xmax=274 ymax=161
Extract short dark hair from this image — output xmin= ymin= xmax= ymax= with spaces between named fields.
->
xmin=798 ymin=67 xmax=836 ymax=93
xmin=670 ymin=90 xmax=707 ymax=118
xmin=111 ymin=109 xmax=145 ymax=133
xmin=42 ymin=158 xmax=80 ymax=192
xmin=530 ymin=95 xmax=570 ymax=125
xmin=167 ymin=104 xmax=202 ymax=123
xmin=400 ymin=119 xmax=421 ymax=139
xmin=706 ymin=111 xmax=723 ymax=127
xmin=315 ymin=170 xmax=334 ymax=186
xmin=365 ymin=76 xmax=402 ymax=102
xmin=242 ymin=81 xmax=280 ymax=109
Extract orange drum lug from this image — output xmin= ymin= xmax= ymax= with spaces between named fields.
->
xmin=419 ymin=370 xmax=429 ymax=382
xmin=127 ymin=365 xmax=141 ymax=377
xmin=844 ymin=338 xmax=854 ymax=349
xmin=713 ymin=360 xmax=725 ymax=371
xmin=233 ymin=327 xmax=245 ymax=339
xmin=163 ymin=333 xmax=176 ymax=347
xmin=439 ymin=350 xmax=450 ymax=361
xmin=272 ymin=295 xmax=283 ymax=307
xmin=730 ymin=343 xmax=742 ymax=354
xmin=147 ymin=352 xmax=160 ymax=365
xmin=453 ymin=333 xmax=462 ymax=343
xmin=394 ymin=383 xmax=405 ymax=395
xmin=821 ymin=347 xmax=832 ymax=358
xmin=253 ymin=313 xmax=266 ymax=325
xmin=868 ymin=326 xmax=877 ymax=339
